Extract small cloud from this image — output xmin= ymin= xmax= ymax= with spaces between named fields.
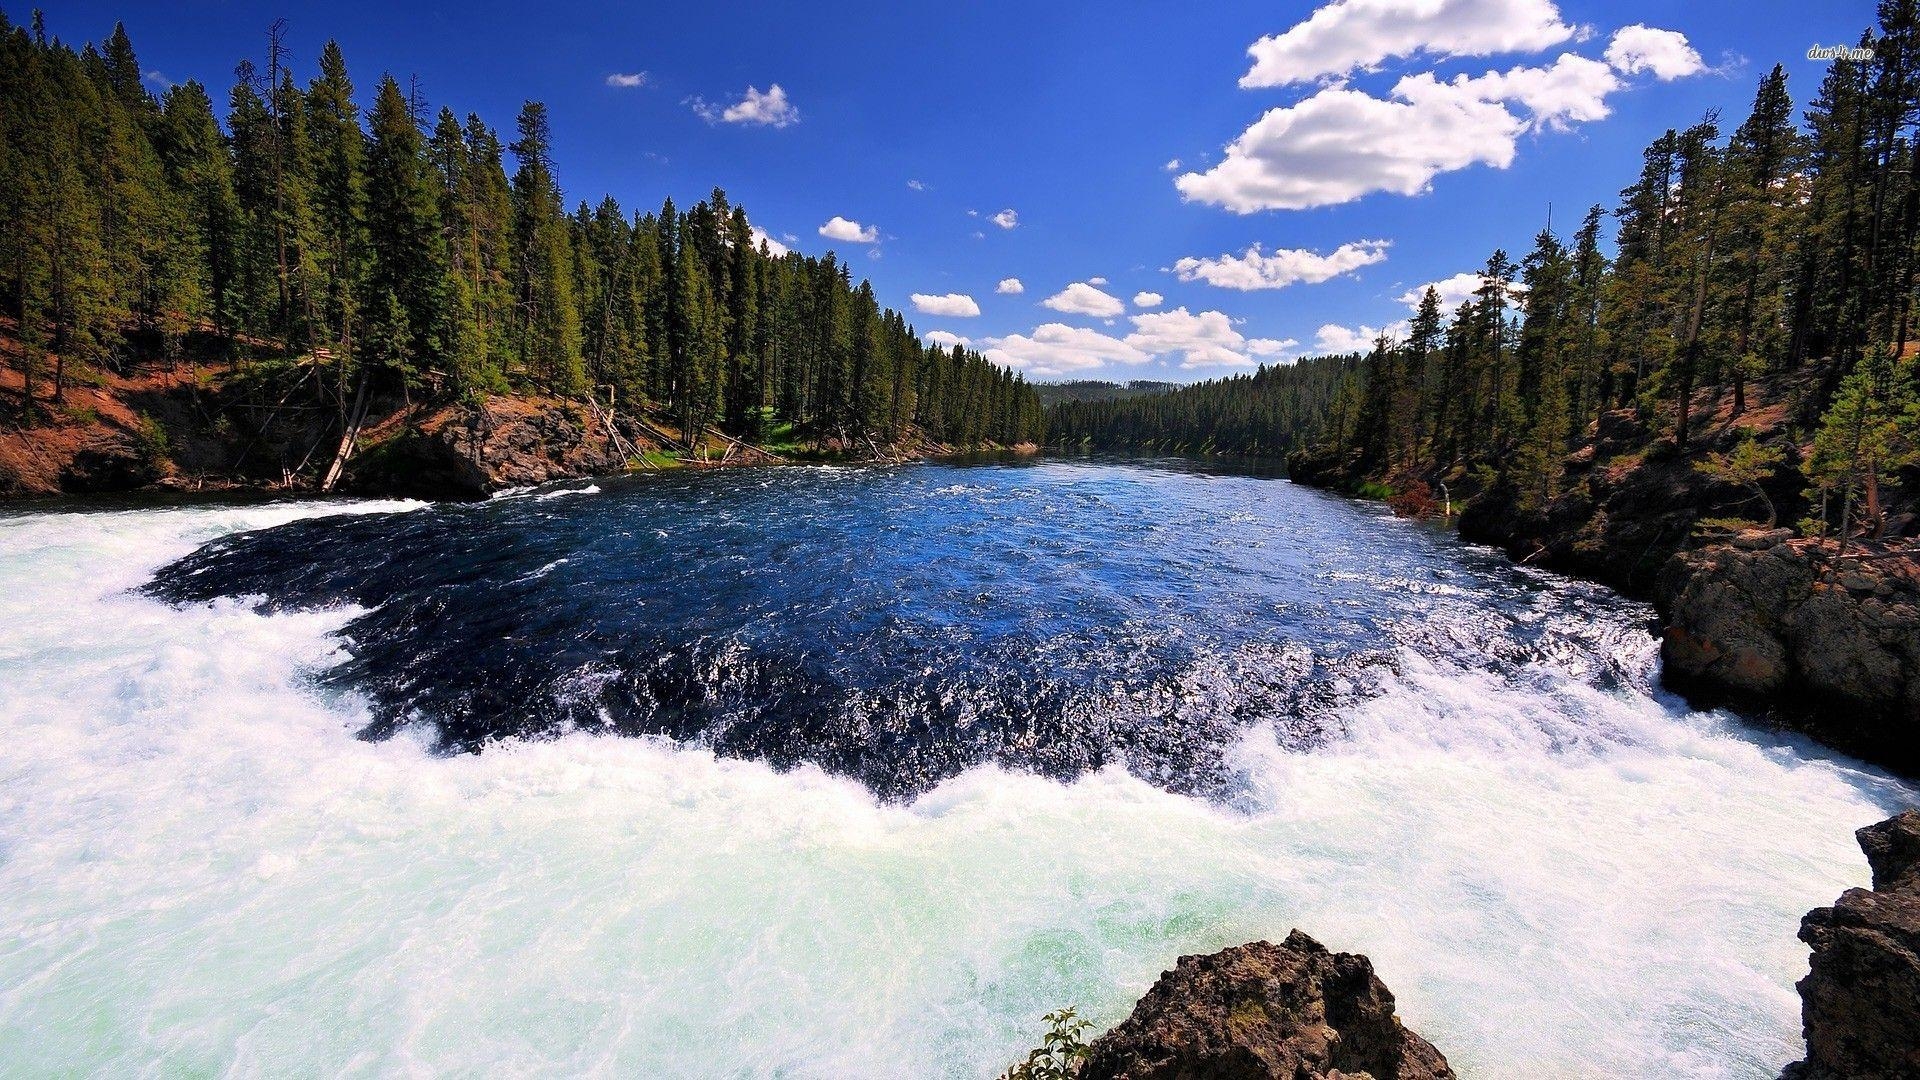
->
xmin=1133 ymin=291 xmax=1164 ymax=308
xmin=143 ymin=70 xmax=174 ymax=89
xmin=1163 ymin=158 xmax=1181 ymax=171
xmin=691 ymin=83 xmax=799 ymax=128
xmin=1087 ymin=276 xmax=1108 ymax=286
xmin=818 ymin=216 xmax=879 ymax=244
xmin=749 ymin=225 xmax=790 ymax=257
xmin=605 ymin=72 xmax=648 ymax=88
xmin=1605 ymin=25 xmax=1705 ymax=80
xmin=1042 ymin=282 xmax=1126 ymax=318
xmin=1174 ymin=240 xmax=1390 ymax=291
xmin=971 ymin=230 xmax=986 ymax=240
xmin=1311 ymin=321 xmax=1410 ymax=355
xmin=910 ymin=292 xmax=982 ymax=318
xmin=991 ymin=208 xmax=1019 ymax=230
xmin=924 ymin=330 xmax=971 ymax=349
xmin=996 ymin=278 xmax=1025 ymax=295
xmin=907 ymin=179 xmax=929 ymax=191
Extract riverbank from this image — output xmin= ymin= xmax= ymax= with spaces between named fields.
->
xmin=0 ymin=351 xmax=1034 ymax=501
xmin=1287 ymin=371 xmax=1918 ymax=780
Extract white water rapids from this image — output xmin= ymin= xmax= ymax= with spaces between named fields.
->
xmin=0 ymin=496 xmax=1910 ymax=1078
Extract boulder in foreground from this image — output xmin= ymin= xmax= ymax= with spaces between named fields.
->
xmin=1080 ymin=931 xmax=1454 ymax=1080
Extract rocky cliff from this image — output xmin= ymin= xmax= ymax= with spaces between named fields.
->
xmin=1786 ymin=810 xmax=1920 ymax=1080
xmin=1656 ymin=534 xmax=1919 ymax=774
xmin=1079 ymin=932 xmax=1453 ymax=1080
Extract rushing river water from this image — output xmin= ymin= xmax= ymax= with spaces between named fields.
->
xmin=0 ymin=459 xmax=1912 ymax=1078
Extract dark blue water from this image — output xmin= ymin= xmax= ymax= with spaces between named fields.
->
xmin=146 ymin=459 xmax=1651 ymax=799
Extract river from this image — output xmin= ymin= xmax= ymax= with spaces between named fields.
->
xmin=0 ymin=458 xmax=1910 ymax=1077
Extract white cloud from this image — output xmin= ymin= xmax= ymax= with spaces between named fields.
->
xmin=1605 ymin=25 xmax=1704 ymax=80
xmin=997 ymin=278 xmax=1025 ymax=295
xmin=1397 ymin=271 xmax=1526 ymax=309
xmin=818 ymin=216 xmax=879 ymax=244
xmin=749 ymin=225 xmax=791 ymax=257
xmin=907 ymin=179 xmax=928 ymax=191
xmin=1087 ymin=276 xmax=1108 ymax=285
xmin=1177 ymin=54 xmax=1635 ymax=212
xmin=1173 ymin=239 xmax=1390 ymax=290
xmin=1240 ymin=0 xmax=1579 ymax=88
xmin=691 ymin=83 xmax=800 ymax=128
xmin=982 ymin=308 xmax=1301 ymax=375
xmin=143 ymin=70 xmax=175 ymax=89
xmin=1125 ymin=307 xmax=1297 ymax=369
xmin=983 ymin=324 xmax=1150 ymax=376
xmin=923 ymin=330 xmax=971 ymax=349
xmin=1311 ymin=321 xmax=1411 ymax=354
xmin=1163 ymin=158 xmax=1182 ymax=171
xmin=605 ymin=72 xmax=648 ymax=88
xmin=1133 ymin=291 xmax=1165 ymax=308
xmin=1042 ymin=282 xmax=1127 ymax=318
xmin=990 ymin=209 xmax=1019 ymax=229
xmin=910 ymin=292 xmax=982 ymax=317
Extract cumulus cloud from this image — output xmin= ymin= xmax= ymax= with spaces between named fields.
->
xmin=749 ymin=225 xmax=790 ymax=257
xmin=982 ymin=324 xmax=1150 ymax=376
xmin=1397 ymin=270 xmax=1526 ymax=310
xmin=907 ymin=179 xmax=929 ymax=191
xmin=605 ymin=72 xmax=648 ymax=88
xmin=910 ymin=292 xmax=982 ymax=317
xmin=1087 ymin=276 xmax=1108 ymax=285
xmin=818 ymin=216 xmax=879 ymax=244
xmin=691 ymin=83 xmax=799 ymax=127
xmin=982 ymin=308 xmax=1299 ymax=375
xmin=1240 ymin=0 xmax=1580 ymax=88
xmin=1126 ymin=307 xmax=1297 ymax=368
xmin=1042 ymin=282 xmax=1127 ymax=318
xmin=991 ymin=209 xmax=1019 ymax=229
xmin=1177 ymin=51 xmax=1652 ymax=212
xmin=1164 ymin=158 xmax=1182 ymax=171
xmin=1173 ymin=239 xmax=1390 ymax=290
xmin=923 ymin=330 xmax=971 ymax=348
xmin=1311 ymin=321 xmax=1411 ymax=354
xmin=1133 ymin=291 xmax=1165 ymax=308
xmin=996 ymin=278 xmax=1025 ymax=295
xmin=1605 ymin=24 xmax=1705 ymax=80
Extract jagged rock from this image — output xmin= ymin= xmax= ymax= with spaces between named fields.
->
xmin=1786 ymin=811 xmax=1920 ymax=1080
xmin=1080 ymin=931 xmax=1454 ymax=1080
xmin=1655 ymin=540 xmax=1919 ymax=774
xmin=342 ymin=395 xmax=639 ymax=498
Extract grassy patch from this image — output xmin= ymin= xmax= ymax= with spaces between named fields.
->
xmin=1354 ymin=480 xmax=1396 ymax=500
xmin=631 ymin=449 xmax=683 ymax=470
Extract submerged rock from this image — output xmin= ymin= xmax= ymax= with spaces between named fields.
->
xmin=1080 ymin=931 xmax=1453 ymax=1080
xmin=1654 ymin=538 xmax=1919 ymax=775
xmin=1787 ymin=810 xmax=1920 ymax=1080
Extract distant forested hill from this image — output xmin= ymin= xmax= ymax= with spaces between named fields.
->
xmin=1045 ymin=354 xmax=1360 ymax=456
xmin=1032 ymin=380 xmax=1177 ymax=407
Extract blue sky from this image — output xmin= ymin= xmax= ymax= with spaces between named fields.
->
xmin=46 ymin=0 xmax=1878 ymax=382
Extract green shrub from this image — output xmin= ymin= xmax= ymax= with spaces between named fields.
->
xmin=132 ymin=412 xmax=171 ymax=466
xmin=999 ymin=1008 xmax=1092 ymax=1080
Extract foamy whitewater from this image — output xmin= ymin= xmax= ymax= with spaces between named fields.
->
xmin=0 ymin=476 xmax=1912 ymax=1077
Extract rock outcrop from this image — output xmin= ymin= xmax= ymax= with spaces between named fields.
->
xmin=1655 ymin=534 xmax=1919 ymax=775
xmin=1786 ymin=810 xmax=1920 ymax=1080
xmin=1080 ymin=931 xmax=1454 ymax=1080
xmin=341 ymin=394 xmax=645 ymax=498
